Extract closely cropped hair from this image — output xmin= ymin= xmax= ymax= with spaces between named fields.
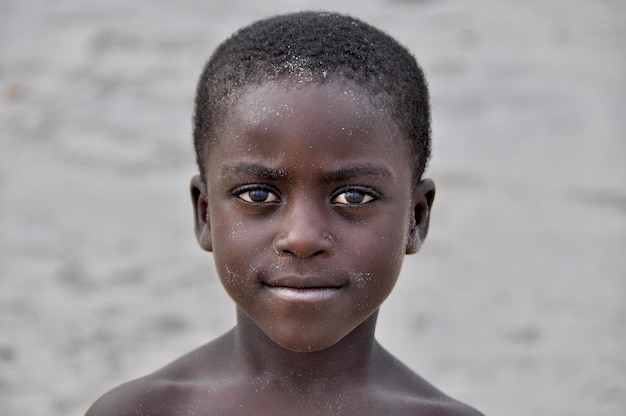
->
xmin=193 ymin=11 xmax=431 ymax=181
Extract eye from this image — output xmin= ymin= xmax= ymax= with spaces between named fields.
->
xmin=235 ymin=187 xmax=280 ymax=203
xmin=332 ymin=189 xmax=377 ymax=205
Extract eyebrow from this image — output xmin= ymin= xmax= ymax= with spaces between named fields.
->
xmin=222 ymin=162 xmax=393 ymax=182
xmin=322 ymin=164 xmax=393 ymax=182
xmin=222 ymin=163 xmax=290 ymax=180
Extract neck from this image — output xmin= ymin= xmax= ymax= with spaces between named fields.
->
xmin=232 ymin=308 xmax=381 ymax=392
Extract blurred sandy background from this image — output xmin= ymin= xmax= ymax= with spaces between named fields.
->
xmin=1 ymin=0 xmax=625 ymax=415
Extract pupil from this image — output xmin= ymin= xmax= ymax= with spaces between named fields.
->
xmin=344 ymin=191 xmax=364 ymax=204
xmin=249 ymin=189 xmax=269 ymax=202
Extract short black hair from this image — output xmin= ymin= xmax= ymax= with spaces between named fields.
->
xmin=193 ymin=11 xmax=431 ymax=181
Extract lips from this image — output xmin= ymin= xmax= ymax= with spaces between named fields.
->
xmin=264 ymin=275 xmax=342 ymax=289
xmin=262 ymin=275 xmax=342 ymax=303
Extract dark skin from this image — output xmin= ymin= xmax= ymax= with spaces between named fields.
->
xmin=86 ymin=80 xmax=482 ymax=415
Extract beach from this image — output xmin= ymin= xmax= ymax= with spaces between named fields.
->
xmin=1 ymin=0 xmax=625 ymax=414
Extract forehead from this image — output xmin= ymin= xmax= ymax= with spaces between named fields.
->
xmin=231 ymin=79 xmax=387 ymax=123
xmin=219 ymin=80 xmax=401 ymax=142
xmin=203 ymin=79 xmax=414 ymax=179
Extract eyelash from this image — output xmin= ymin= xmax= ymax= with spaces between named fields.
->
xmin=331 ymin=187 xmax=379 ymax=205
xmin=233 ymin=185 xmax=280 ymax=203
xmin=232 ymin=185 xmax=380 ymax=205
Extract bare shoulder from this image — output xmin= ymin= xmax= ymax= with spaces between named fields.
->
xmin=85 ymin=335 xmax=231 ymax=416
xmin=414 ymin=397 xmax=484 ymax=416
xmin=378 ymin=376 xmax=484 ymax=416
xmin=372 ymin=346 xmax=484 ymax=416
xmin=378 ymin=372 xmax=484 ymax=416
xmin=85 ymin=375 xmax=165 ymax=416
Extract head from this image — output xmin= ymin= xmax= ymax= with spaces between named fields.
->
xmin=193 ymin=11 xmax=431 ymax=186
xmin=191 ymin=11 xmax=435 ymax=352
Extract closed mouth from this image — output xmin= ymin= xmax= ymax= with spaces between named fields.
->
xmin=263 ymin=275 xmax=343 ymax=290
xmin=262 ymin=276 xmax=342 ymax=302
xmin=264 ymin=285 xmax=341 ymax=302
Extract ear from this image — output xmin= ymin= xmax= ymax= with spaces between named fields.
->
xmin=406 ymin=178 xmax=436 ymax=254
xmin=190 ymin=175 xmax=212 ymax=252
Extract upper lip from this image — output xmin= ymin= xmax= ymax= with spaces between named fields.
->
xmin=263 ymin=275 xmax=343 ymax=289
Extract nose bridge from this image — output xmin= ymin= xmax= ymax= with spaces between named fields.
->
xmin=273 ymin=193 xmax=333 ymax=258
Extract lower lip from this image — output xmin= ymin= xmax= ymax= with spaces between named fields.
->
xmin=266 ymin=286 xmax=340 ymax=303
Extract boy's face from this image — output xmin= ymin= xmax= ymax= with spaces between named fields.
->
xmin=192 ymin=80 xmax=434 ymax=352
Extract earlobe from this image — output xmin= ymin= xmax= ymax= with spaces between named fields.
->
xmin=190 ymin=175 xmax=212 ymax=252
xmin=406 ymin=178 xmax=435 ymax=254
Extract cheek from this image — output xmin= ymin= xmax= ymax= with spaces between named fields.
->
xmin=214 ymin=250 xmax=259 ymax=306
xmin=211 ymin=211 xmax=281 ymax=301
xmin=365 ymin=212 xmax=411 ymax=259
xmin=348 ymin=218 xmax=409 ymax=289
xmin=211 ymin=217 xmax=259 ymax=299
xmin=373 ymin=214 xmax=410 ymax=268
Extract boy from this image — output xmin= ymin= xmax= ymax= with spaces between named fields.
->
xmin=86 ymin=11 xmax=482 ymax=415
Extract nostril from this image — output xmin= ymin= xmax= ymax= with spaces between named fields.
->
xmin=272 ymin=227 xmax=335 ymax=259
xmin=273 ymin=246 xmax=327 ymax=258
xmin=274 ymin=245 xmax=287 ymax=256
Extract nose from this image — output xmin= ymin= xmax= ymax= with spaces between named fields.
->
xmin=272 ymin=198 xmax=334 ymax=259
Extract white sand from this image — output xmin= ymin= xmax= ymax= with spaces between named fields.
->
xmin=1 ymin=0 xmax=624 ymax=415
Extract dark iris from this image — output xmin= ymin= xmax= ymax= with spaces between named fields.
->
xmin=343 ymin=190 xmax=366 ymax=204
xmin=248 ymin=189 xmax=271 ymax=202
